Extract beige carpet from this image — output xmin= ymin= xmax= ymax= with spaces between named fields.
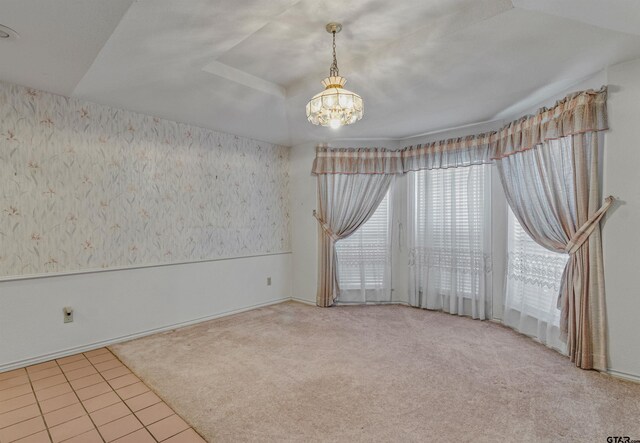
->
xmin=110 ymin=301 xmax=640 ymax=442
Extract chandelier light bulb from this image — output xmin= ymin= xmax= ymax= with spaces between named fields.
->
xmin=306 ymin=23 xmax=364 ymax=128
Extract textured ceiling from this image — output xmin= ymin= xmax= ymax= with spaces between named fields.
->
xmin=1 ymin=0 xmax=640 ymax=146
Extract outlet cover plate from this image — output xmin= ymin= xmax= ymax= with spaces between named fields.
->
xmin=63 ymin=307 xmax=73 ymax=323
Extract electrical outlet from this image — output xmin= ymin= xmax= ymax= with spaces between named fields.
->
xmin=63 ymin=307 xmax=73 ymax=323
xmin=267 ymin=277 xmax=272 ymax=286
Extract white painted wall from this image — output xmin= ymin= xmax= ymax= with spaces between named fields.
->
xmin=289 ymin=142 xmax=319 ymax=304
xmin=602 ymin=58 xmax=640 ymax=380
xmin=0 ymin=253 xmax=291 ymax=371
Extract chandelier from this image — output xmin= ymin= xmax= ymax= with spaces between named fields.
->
xmin=306 ymin=23 xmax=363 ymax=129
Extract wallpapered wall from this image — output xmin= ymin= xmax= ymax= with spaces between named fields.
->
xmin=0 ymin=82 xmax=290 ymax=278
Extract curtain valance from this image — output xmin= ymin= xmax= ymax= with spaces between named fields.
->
xmin=311 ymin=87 xmax=608 ymax=174
xmin=492 ymin=86 xmax=608 ymax=159
xmin=312 ymin=147 xmax=404 ymax=175
xmin=402 ymin=134 xmax=494 ymax=171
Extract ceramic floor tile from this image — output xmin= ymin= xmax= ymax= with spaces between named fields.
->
xmin=0 ymin=384 xmax=33 ymax=402
xmin=0 ymin=369 xmax=27 ymax=383
xmin=115 ymin=382 xmax=148 ymax=400
xmin=0 ymin=375 xmax=30 ymax=391
xmin=0 ymin=403 xmax=41 ymax=429
xmin=82 ymin=391 xmax=121 ymax=413
xmin=89 ymin=402 xmax=130 ymax=427
xmin=163 ymin=428 xmax=207 ymax=443
xmin=100 ymin=366 xmax=131 ymax=381
xmin=14 ymin=429 xmax=51 ymax=443
xmin=124 ymin=391 xmax=161 ymax=412
xmin=75 ymin=381 xmax=112 ymax=401
xmin=93 ymin=360 xmax=122 ymax=373
xmin=147 ymin=414 xmax=190 ymax=442
xmin=39 ymin=392 xmax=78 ymax=414
xmin=108 ymin=374 xmax=140 ymax=390
xmin=0 ymin=393 xmax=36 ymax=415
xmin=135 ymin=402 xmax=174 ymax=426
xmin=63 ymin=429 xmax=103 ymax=443
xmin=48 ymin=415 xmax=95 ymax=443
xmin=69 ymin=374 xmax=104 ymax=391
xmin=34 ymin=383 xmax=72 ymax=402
xmin=97 ymin=414 xmax=143 ymax=442
xmin=43 ymin=402 xmax=86 ymax=428
xmin=6 ymin=351 xmax=201 ymax=443
xmin=59 ymin=359 xmax=92 ymax=373
xmin=55 ymin=354 xmax=86 ymax=366
xmin=25 ymin=362 xmax=57 ymax=375
xmin=83 ymin=348 xmax=110 ymax=358
xmin=28 ymin=367 xmax=62 ymax=382
xmin=64 ymin=366 xmax=98 ymax=381
xmin=31 ymin=374 xmax=67 ymax=392
xmin=112 ymin=428 xmax=156 ymax=443
xmin=87 ymin=353 xmax=117 ymax=365
xmin=0 ymin=415 xmax=46 ymax=442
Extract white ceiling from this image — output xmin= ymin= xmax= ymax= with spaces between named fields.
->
xmin=1 ymin=0 xmax=640 ymax=146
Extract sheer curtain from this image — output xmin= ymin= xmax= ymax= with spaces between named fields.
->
xmin=335 ymin=189 xmax=392 ymax=303
xmin=496 ymin=133 xmax=612 ymax=369
xmin=408 ymin=165 xmax=492 ymax=319
xmin=504 ymin=209 xmax=568 ymax=352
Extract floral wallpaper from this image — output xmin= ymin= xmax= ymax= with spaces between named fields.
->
xmin=0 ymin=82 xmax=290 ymax=278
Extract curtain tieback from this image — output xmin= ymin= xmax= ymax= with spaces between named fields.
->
xmin=565 ymin=196 xmax=615 ymax=254
xmin=312 ymin=210 xmax=340 ymax=242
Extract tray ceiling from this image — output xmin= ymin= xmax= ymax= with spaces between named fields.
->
xmin=1 ymin=0 xmax=640 ymax=146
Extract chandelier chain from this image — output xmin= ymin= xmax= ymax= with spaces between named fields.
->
xmin=329 ymin=31 xmax=339 ymax=77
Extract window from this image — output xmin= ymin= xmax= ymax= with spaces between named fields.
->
xmin=505 ymin=209 xmax=568 ymax=323
xmin=408 ymin=165 xmax=491 ymax=318
xmin=335 ymin=190 xmax=392 ymax=303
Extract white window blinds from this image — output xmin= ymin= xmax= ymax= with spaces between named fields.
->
xmin=408 ymin=165 xmax=492 ymax=319
xmin=503 ymin=209 xmax=568 ymax=351
xmin=335 ymin=190 xmax=392 ymax=303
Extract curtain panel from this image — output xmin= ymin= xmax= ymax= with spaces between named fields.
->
xmin=496 ymin=134 xmax=612 ymax=370
xmin=407 ymin=166 xmax=492 ymax=319
xmin=315 ymin=173 xmax=393 ymax=307
xmin=503 ymin=209 xmax=569 ymax=353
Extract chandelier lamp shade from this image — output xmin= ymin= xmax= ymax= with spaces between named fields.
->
xmin=306 ymin=23 xmax=363 ymax=129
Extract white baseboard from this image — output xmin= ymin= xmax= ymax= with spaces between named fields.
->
xmin=607 ymin=369 xmax=640 ymax=383
xmin=290 ymin=297 xmax=317 ymax=306
xmin=0 ymin=297 xmax=290 ymax=373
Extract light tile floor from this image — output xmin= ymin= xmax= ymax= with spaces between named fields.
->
xmin=0 ymin=348 xmax=206 ymax=443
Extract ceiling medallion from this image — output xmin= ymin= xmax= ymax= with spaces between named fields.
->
xmin=306 ymin=22 xmax=363 ymax=129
